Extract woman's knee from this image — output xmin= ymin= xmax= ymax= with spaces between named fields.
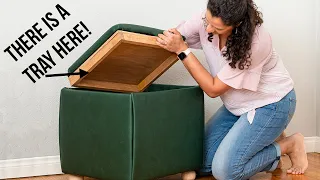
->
xmin=211 ymin=157 xmax=244 ymax=180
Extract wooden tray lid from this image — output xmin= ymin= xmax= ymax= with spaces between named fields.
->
xmin=68 ymin=24 xmax=183 ymax=93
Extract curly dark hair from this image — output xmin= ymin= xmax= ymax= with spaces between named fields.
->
xmin=207 ymin=0 xmax=263 ymax=70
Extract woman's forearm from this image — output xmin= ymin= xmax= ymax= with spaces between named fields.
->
xmin=180 ymin=52 xmax=217 ymax=97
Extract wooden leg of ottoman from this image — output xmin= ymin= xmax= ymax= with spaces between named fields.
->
xmin=6 ymin=174 xmax=84 ymax=180
xmin=181 ymin=171 xmax=196 ymax=180
xmin=67 ymin=175 xmax=84 ymax=180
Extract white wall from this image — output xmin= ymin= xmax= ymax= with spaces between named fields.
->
xmin=317 ymin=0 xmax=320 ymax=136
xmin=0 ymin=0 xmax=318 ymax=161
xmin=254 ymin=0 xmax=318 ymax=137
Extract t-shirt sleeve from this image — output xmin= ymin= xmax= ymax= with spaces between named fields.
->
xmin=217 ymin=27 xmax=273 ymax=91
xmin=176 ymin=12 xmax=203 ymax=49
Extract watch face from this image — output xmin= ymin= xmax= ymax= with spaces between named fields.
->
xmin=178 ymin=52 xmax=186 ymax=60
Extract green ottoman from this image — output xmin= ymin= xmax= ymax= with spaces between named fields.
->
xmin=59 ymin=24 xmax=204 ymax=180
xmin=59 ymin=84 xmax=204 ymax=180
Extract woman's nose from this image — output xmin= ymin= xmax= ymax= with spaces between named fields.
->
xmin=206 ymin=25 xmax=216 ymax=34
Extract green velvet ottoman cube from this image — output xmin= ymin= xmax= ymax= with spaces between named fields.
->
xmin=59 ymin=84 xmax=204 ymax=180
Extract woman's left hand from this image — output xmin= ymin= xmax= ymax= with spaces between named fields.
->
xmin=156 ymin=28 xmax=188 ymax=55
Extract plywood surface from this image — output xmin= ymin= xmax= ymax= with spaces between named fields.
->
xmin=69 ymin=31 xmax=178 ymax=92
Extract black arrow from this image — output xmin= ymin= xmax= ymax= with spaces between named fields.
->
xmin=45 ymin=69 xmax=88 ymax=78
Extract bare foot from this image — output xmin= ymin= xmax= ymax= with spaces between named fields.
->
xmin=274 ymin=131 xmax=286 ymax=169
xmin=275 ymin=131 xmax=286 ymax=142
xmin=277 ymin=156 xmax=283 ymax=169
xmin=281 ymin=133 xmax=308 ymax=174
xmin=181 ymin=171 xmax=196 ymax=180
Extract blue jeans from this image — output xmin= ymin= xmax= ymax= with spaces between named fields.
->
xmin=201 ymin=89 xmax=296 ymax=180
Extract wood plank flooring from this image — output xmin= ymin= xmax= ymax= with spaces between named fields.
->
xmin=7 ymin=153 xmax=320 ymax=180
xmin=158 ymin=153 xmax=320 ymax=180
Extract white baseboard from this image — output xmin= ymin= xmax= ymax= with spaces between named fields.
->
xmin=304 ymin=136 xmax=320 ymax=153
xmin=0 ymin=137 xmax=319 ymax=179
xmin=0 ymin=156 xmax=62 ymax=179
xmin=317 ymin=137 xmax=320 ymax=152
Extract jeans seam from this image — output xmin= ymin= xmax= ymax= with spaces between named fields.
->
xmin=235 ymin=104 xmax=279 ymax=178
xmin=245 ymin=144 xmax=280 ymax=173
xmin=246 ymin=156 xmax=277 ymax=174
xmin=204 ymin=132 xmax=228 ymax=168
xmin=286 ymin=90 xmax=296 ymax=128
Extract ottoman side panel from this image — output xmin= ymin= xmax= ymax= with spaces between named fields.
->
xmin=131 ymin=85 xmax=204 ymax=180
xmin=59 ymin=88 xmax=133 ymax=180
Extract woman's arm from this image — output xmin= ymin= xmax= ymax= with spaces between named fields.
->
xmin=156 ymin=29 xmax=231 ymax=98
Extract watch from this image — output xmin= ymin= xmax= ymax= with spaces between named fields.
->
xmin=178 ymin=48 xmax=191 ymax=61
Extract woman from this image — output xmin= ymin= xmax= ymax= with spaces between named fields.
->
xmin=156 ymin=0 xmax=308 ymax=179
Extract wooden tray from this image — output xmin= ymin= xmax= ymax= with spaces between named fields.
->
xmin=69 ymin=30 xmax=178 ymax=92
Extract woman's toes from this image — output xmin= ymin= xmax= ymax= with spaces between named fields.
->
xmin=292 ymin=169 xmax=297 ymax=174
xmin=285 ymin=133 xmax=308 ymax=174
xmin=287 ymin=167 xmax=294 ymax=174
xmin=292 ymin=167 xmax=303 ymax=175
xmin=299 ymin=168 xmax=304 ymax=174
xmin=298 ymin=168 xmax=302 ymax=174
xmin=292 ymin=168 xmax=298 ymax=174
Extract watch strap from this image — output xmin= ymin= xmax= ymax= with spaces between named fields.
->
xmin=178 ymin=48 xmax=191 ymax=61
xmin=183 ymin=48 xmax=191 ymax=56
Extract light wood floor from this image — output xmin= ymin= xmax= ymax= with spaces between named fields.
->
xmin=7 ymin=153 xmax=320 ymax=180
